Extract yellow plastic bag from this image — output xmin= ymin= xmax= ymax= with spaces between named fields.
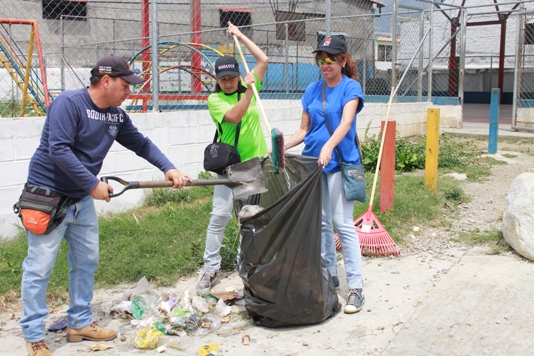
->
xmin=198 ymin=343 xmax=221 ymax=356
xmin=133 ymin=326 xmax=164 ymax=349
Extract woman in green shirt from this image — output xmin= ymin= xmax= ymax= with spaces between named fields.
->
xmin=196 ymin=22 xmax=268 ymax=294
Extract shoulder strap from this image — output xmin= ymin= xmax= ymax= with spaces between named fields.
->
xmin=322 ymin=80 xmax=363 ymax=161
xmin=213 ymin=92 xmax=242 ymax=149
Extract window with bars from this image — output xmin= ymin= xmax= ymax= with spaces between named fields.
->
xmin=219 ymin=8 xmax=252 ymax=28
xmin=42 ymin=0 xmax=87 ymax=21
xmin=377 ymin=44 xmax=392 ymax=61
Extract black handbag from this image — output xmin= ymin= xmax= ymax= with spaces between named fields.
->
xmin=203 ymin=121 xmax=242 ymax=175
xmin=322 ymin=81 xmax=366 ymax=203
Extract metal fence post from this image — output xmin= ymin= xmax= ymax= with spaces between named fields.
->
xmin=488 ymin=88 xmax=500 ymax=154
xmin=150 ymin=0 xmax=159 ymax=112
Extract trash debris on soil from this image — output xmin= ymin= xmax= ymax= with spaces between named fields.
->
xmin=89 ymin=344 xmax=114 ymax=351
xmin=198 ymin=343 xmax=221 ymax=356
xmin=99 ymin=276 xmax=249 ymax=351
xmin=48 ymin=319 xmax=67 ymax=331
xmin=242 ymin=334 xmax=250 ymax=345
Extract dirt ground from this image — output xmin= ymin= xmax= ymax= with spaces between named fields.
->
xmin=2 ymin=136 xmax=534 ymax=355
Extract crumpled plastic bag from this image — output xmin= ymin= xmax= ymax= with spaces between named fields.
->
xmin=133 ymin=325 xmax=164 ymax=349
xmin=215 ymin=298 xmax=231 ymax=317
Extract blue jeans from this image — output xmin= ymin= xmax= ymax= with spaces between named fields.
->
xmin=321 ymin=171 xmax=364 ymax=290
xmin=202 ymin=178 xmax=233 ymax=274
xmin=20 ymin=196 xmax=99 ymax=342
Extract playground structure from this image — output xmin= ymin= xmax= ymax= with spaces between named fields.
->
xmin=0 ymin=19 xmax=50 ymax=117
xmin=126 ymin=42 xmax=224 ymax=112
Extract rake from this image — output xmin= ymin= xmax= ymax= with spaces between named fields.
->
xmin=353 ymin=89 xmax=400 ymax=256
xmin=343 ymin=28 xmax=431 ymax=256
xmin=334 ymin=91 xmax=399 ymax=257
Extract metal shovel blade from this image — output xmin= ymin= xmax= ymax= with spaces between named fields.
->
xmin=226 ymin=157 xmax=267 ymax=200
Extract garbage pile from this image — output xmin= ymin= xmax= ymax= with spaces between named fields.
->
xmin=101 ymin=276 xmax=248 ymax=351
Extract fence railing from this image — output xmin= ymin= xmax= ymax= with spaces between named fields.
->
xmin=0 ymin=0 xmax=524 ymax=117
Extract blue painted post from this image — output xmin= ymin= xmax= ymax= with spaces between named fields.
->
xmin=488 ymin=88 xmax=500 ymax=154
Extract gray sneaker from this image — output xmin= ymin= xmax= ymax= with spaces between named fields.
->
xmin=332 ymin=276 xmax=340 ymax=289
xmin=196 ymin=273 xmax=216 ymax=295
xmin=344 ymin=288 xmax=364 ymax=314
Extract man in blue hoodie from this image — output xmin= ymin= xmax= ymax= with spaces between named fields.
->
xmin=20 ymin=55 xmax=191 ymax=356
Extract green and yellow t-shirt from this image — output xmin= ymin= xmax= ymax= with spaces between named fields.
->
xmin=207 ymin=74 xmax=268 ymax=161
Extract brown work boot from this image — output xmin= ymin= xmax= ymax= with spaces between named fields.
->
xmin=66 ymin=321 xmax=117 ymax=343
xmin=26 ymin=340 xmax=52 ymax=356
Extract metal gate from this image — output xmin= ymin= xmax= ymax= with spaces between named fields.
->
xmin=513 ymin=10 xmax=534 ymax=131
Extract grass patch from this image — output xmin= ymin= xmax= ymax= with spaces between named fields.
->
xmin=452 ymin=229 xmax=511 ymax=255
xmin=352 ymin=174 xmax=467 ymax=245
xmin=0 ymin=134 xmax=521 ymax=309
xmin=0 ymin=185 xmax=239 ymax=310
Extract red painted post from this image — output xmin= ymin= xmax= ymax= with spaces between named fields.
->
xmin=141 ymin=0 xmax=150 ymax=92
xmin=380 ymin=120 xmax=396 ymax=213
xmin=191 ymin=0 xmax=202 ymax=93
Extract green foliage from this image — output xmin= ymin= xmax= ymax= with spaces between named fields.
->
xmin=143 ymin=184 xmax=213 ymax=207
xmin=0 ymin=135 xmax=519 ymax=307
xmin=361 ymin=133 xmax=500 ymax=181
xmin=453 ymin=229 xmax=512 ymax=255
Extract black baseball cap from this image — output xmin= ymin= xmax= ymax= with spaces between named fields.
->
xmin=215 ymin=56 xmax=240 ymax=78
xmin=90 ymin=55 xmax=144 ymax=84
xmin=313 ymin=36 xmax=347 ymax=55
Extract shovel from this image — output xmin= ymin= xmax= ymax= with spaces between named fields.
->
xmin=100 ymin=157 xmax=267 ymax=200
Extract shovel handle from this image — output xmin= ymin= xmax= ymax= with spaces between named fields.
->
xmin=100 ymin=176 xmax=242 ymax=198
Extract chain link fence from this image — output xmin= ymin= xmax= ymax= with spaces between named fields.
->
xmin=0 ymin=0 xmax=526 ymax=118
xmin=513 ymin=10 xmax=534 ymax=130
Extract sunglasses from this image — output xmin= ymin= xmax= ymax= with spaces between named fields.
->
xmin=317 ymin=57 xmax=338 ymax=66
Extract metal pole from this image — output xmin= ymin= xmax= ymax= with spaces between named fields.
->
xmin=488 ymin=88 xmax=500 ymax=154
xmin=326 ymin=0 xmax=331 ymax=36
xmin=150 ymin=0 xmax=159 ymax=112
xmin=285 ymin=23 xmax=289 ymax=93
xmin=363 ymin=18 xmax=367 ymax=95
xmin=458 ymin=8 xmax=466 ymax=106
xmin=418 ymin=10 xmax=424 ymax=101
xmin=428 ymin=2 xmax=433 ymax=102
xmin=391 ymin=0 xmax=398 ymax=90
xmin=60 ymin=16 xmax=65 ymax=92
xmin=511 ymin=11 xmax=522 ymax=129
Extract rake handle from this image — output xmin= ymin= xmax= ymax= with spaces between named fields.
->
xmin=368 ymin=87 xmax=395 ymax=207
xmin=232 ymin=33 xmax=272 ymax=134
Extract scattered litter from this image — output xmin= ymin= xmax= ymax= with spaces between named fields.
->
xmin=133 ymin=326 xmax=164 ymax=349
xmin=215 ymin=298 xmax=231 ymax=317
xmin=198 ymin=343 xmax=221 ymax=356
xmin=191 ymin=295 xmax=209 ymax=314
xmin=168 ymin=337 xmax=187 ymax=350
xmin=210 ymin=290 xmax=241 ymax=302
xmin=50 ymin=308 xmax=60 ymax=314
xmin=157 ymin=345 xmax=166 ymax=353
xmin=109 ymin=301 xmax=132 ymax=316
xmin=89 ymin=344 xmax=114 ymax=351
xmin=48 ymin=319 xmax=67 ymax=332
xmin=242 ymin=334 xmax=250 ymax=345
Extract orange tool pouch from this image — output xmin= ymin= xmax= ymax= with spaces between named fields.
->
xmin=13 ymin=185 xmax=69 ymax=235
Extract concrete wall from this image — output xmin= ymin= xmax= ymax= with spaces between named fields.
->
xmin=0 ymin=101 xmax=461 ymax=240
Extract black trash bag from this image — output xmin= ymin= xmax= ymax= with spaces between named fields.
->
xmin=238 ymin=155 xmax=340 ymax=328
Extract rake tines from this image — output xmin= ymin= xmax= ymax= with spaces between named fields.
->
xmin=354 ymin=207 xmax=400 ymax=257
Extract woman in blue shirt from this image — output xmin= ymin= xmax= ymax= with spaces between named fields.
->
xmin=284 ymin=36 xmax=365 ymax=314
